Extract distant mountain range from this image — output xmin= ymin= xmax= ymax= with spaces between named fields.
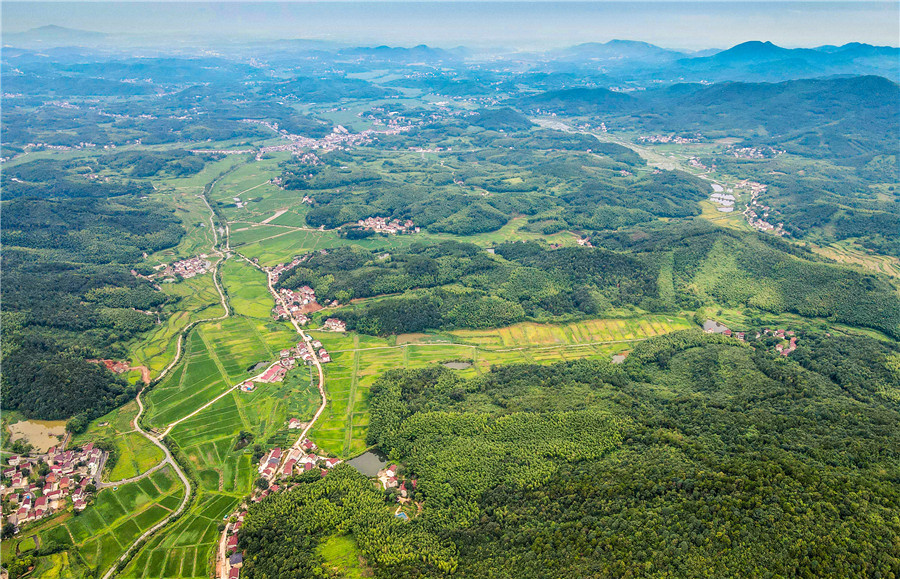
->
xmin=3 ymin=26 xmax=898 ymax=84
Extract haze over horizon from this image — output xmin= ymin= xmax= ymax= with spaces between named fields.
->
xmin=3 ymin=1 xmax=898 ymax=50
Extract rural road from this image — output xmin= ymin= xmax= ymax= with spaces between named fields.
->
xmin=214 ymin=253 xmax=330 ymax=579
xmin=101 ymin=178 xmax=233 ymax=579
xmin=100 ymin=389 xmax=192 ymax=579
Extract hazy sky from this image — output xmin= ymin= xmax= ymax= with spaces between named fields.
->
xmin=3 ymin=2 xmax=898 ymax=50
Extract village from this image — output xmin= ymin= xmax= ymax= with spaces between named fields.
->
xmin=356 ymin=216 xmax=420 ymax=235
xmin=1 ymin=444 xmax=105 ymax=532
xmin=218 ymin=440 xmax=417 ymax=579
xmin=737 ymin=179 xmax=787 ymax=235
xmin=638 ymin=133 xmax=701 ymax=144
xmin=239 ymin=340 xmax=333 ymax=393
xmin=726 ymin=144 xmax=784 ymax=159
xmin=703 ymin=319 xmax=799 ymax=356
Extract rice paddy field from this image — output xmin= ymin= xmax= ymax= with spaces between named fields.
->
xmin=220 ymin=258 xmax=276 ymax=319
xmin=810 ymin=239 xmax=900 ymax=279
xmin=307 ymin=313 xmax=692 ymax=458
xmin=32 ymin=467 xmax=185 ymax=579
xmin=118 ymin=491 xmax=241 ymax=579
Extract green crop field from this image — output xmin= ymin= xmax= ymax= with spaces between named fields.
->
xmin=109 ymin=432 xmax=166 ymax=481
xmin=220 ymin=259 xmax=276 ymax=319
xmin=33 ymin=466 xmax=185 ymax=579
xmin=307 ymin=314 xmax=692 ymax=457
xmin=118 ymin=492 xmax=241 ymax=579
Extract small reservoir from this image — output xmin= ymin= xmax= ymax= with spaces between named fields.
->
xmin=347 ymin=450 xmax=387 ymax=477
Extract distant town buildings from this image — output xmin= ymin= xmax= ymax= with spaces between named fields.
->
xmin=638 ymin=134 xmax=701 ymax=144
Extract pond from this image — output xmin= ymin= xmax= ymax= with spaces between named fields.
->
xmin=347 ymin=450 xmax=387 ymax=477
xmin=442 ymin=361 xmax=472 ymax=370
xmin=7 ymin=420 xmax=67 ymax=453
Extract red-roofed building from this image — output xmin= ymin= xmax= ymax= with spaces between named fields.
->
xmin=226 ymin=535 xmax=239 ymax=551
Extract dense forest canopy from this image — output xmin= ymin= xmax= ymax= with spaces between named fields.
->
xmin=241 ymin=330 xmax=900 ymax=578
xmin=0 ymin=195 xmax=183 ymax=421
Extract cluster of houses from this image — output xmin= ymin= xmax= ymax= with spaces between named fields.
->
xmin=765 ymin=328 xmax=798 ymax=356
xmin=256 ymin=441 xmax=342 ymax=484
xmin=322 ymin=318 xmax=347 ymax=332
xmin=158 ymin=256 xmax=212 ymax=279
xmin=2 ymin=444 xmax=104 ymax=531
xmin=703 ymin=320 xmax=799 ymax=355
xmin=737 ymin=180 xmax=786 ymax=236
xmin=703 ymin=319 xmax=747 ymax=341
xmin=688 ymin=157 xmax=715 ymax=172
xmin=267 ymin=256 xmax=305 ymax=283
xmin=356 ymin=216 xmax=420 ymax=235
xmin=223 ymin=511 xmax=247 ymax=579
xmin=638 ymin=134 xmax=701 ymax=144
xmin=378 ymin=464 xmax=417 ymax=514
xmin=287 ymin=339 xmax=333 ymax=364
xmin=244 ymin=120 xmax=411 ymax=158
xmin=238 ymin=339 xmax=333 ymax=394
xmin=239 ymin=361 xmax=287 ymax=393
xmin=272 ymin=286 xmax=319 ymax=321
xmin=726 ymin=145 xmax=783 ymax=159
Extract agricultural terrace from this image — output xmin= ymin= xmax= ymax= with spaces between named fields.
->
xmin=118 ymin=492 xmax=242 ymax=578
xmin=810 ymin=240 xmax=900 ymax=279
xmin=34 ymin=467 xmax=185 ymax=578
xmin=308 ymin=314 xmax=692 ymax=457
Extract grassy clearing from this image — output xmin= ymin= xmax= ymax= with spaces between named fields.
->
xmin=317 ymin=534 xmax=369 ymax=578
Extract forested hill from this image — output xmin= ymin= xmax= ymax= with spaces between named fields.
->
xmin=521 ymin=75 xmax=900 ymax=159
xmin=240 ymin=330 xmax=900 ymax=577
xmin=286 ymin=226 xmax=900 ymax=340
xmin=0 ymin=196 xmax=183 ymax=422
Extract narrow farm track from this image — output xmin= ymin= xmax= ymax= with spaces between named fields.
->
xmin=101 ymin=176 xmax=235 ymax=579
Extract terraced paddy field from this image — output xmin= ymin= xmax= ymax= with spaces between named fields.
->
xmin=118 ymin=491 xmax=240 ymax=579
xmin=451 ymin=315 xmax=692 ymax=348
xmin=128 ymin=273 xmax=225 ymax=377
xmin=307 ymin=314 xmax=692 ymax=457
xmin=30 ymin=467 xmax=185 ymax=579
xmin=810 ymin=240 xmax=900 ymax=279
